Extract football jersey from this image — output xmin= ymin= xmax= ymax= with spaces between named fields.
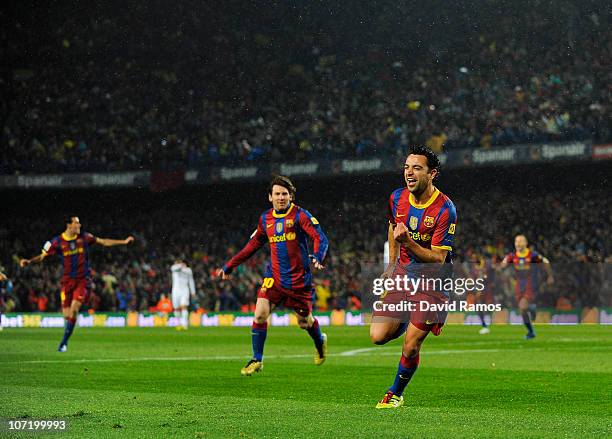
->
xmin=223 ymin=203 xmax=329 ymax=291
xmin=503 ymin=249 xmax=543 ymax=293
xmin=388 ymin=187 xmax=457 ymax=265
xmin=42 ymin=231 xmax=97 ymax=281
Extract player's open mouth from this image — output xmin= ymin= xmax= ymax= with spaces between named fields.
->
xmin=406 ymin=178 xmax=417 ymax=186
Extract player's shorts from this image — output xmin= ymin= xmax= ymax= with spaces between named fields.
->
xmin=372 ymin=290 xmax=448 ymax=336
xmin=172 ymin=292 xmax=189 ymax=309
xmin=371 ymin=263 xmax=449 ymax=336
xmin=257 ymin=278 xmax=313 ymax=317
xmin=60 ymin=278 xmax=92 ymax=308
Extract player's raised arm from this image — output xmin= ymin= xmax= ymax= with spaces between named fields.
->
xmin=96 ymin=236 xmax=135 ymax=247
xmin=0 ymin=272 xmax=7 ymax=281
xmin=19 ymin=253 xmax=46 ymax=267
xmin=298 ymin=209 xmax=328 ymax=270
xmin=20 ymin=236 xmax=60 ymax=267
xmin=217 ymin=218 xmax=268 ymax=279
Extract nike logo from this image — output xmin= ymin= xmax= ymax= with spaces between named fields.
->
xmin=397 ymin=214 xmax=406 ymax=217
xmin=266 ymin=224 xmax=273 ymax=228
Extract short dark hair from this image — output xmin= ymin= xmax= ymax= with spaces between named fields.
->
xmin=407 ymin=145 xmax=441 ymax=174
xmin=268 ymin=175 xmax=296 ymax=199
xmin=64 ymin=215 xmax=78 ymax=228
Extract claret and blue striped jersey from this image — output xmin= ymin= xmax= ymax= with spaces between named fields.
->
xmin=222 ymin=203 xmax=329 ymax=291
xmin=388 ymin=187 xmax=457 ymax=264
xmin=503 ymin=249 xmax=544 ymax=293
xmin=42 ymin=232 xmax=98 ymax=281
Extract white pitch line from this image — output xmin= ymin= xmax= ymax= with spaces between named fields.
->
xmin=1 ymin=348 xmax=502 ymax=365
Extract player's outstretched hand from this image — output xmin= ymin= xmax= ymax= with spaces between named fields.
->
xmin=19 ymin=259 xmax=29 ymax=268
xmin=0 ymin=272 xmax=7 ymax=281
xmin=124 ymin=236 xmax=135 ymax=245
xmin=310 ymin=255 xmax=324 ymax=270
xmin=215 ymin=268 xmax=231 ymax=280
xmin=393 ymin=222 xmax=409 ymax=243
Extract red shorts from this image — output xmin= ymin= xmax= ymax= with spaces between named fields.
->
xmin=60 ymin=278 xmax=92 ymax=308
xmin=372 ymin=290 xmax=448 ymax=336
xmin=257 ymin=281 xmax=313 ymax=317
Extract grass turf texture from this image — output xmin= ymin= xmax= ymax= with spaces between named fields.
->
xmin=1 ymin=325 xmax=611 ymax=438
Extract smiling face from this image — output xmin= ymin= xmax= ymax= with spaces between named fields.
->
xmin=515 ymin=235 xmax=528 ymax=253
xmin=268 ymin=185 xmax=292 ymax=211
xmin=404 ymin=154 xmax=437 ymax=196
xmin=66 ymin=217 xmax=81 ymax=235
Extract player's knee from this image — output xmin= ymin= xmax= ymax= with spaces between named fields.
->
xmin=253 ymin=313 xmax=268 ymax=324
xmin=369 ymin=330 xmax=389 ymax=345
xmin=402 ymin=339 xmax=420 ymax=358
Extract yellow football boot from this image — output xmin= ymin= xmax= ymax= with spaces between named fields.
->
xmin=375 ymin=391 xmax=404 ymax=409
xmin=314 ymin=333 xmax=328 ymax=365
xmin=240 ymin=359 xmax=263 ymax=376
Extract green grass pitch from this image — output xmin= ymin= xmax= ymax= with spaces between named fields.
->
xmin=1 ymin=325 xmax=611 ymax=438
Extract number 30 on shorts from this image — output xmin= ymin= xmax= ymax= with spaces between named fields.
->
xmin=261 ymin=278 xmax=274 ymax=289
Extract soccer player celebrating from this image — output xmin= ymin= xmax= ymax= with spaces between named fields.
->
xmin=371 ymin=145 xmax=457 ymax=409
xmin=216 ymin=176 xmax=329 ymax=376
xmin=19 ymin=216 xmax=134 ymax=351
xmin=500 ymin=234 xmax=553 ymax=339
xmin=170 ymin=259 xmax=195 ymax=330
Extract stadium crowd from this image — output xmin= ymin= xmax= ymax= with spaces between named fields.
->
xmin=1 ymin=183 xmax=610 ymax=314
xmin=1 ymin=2 xmax=609 ymax=174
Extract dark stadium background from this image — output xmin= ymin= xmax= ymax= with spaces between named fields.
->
xmin=0 ymin=0 xmax=610 ymax=314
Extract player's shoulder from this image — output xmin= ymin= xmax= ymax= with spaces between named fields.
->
xmin=389 ymin=187 xmax=407 ymax=200
xmin=295 ymin=205 xmax=317 ymax=220
xmin=259 ymin=208 xmax=273 ymax=221
xmin=436 ymin=189 xmax=455 ymax=207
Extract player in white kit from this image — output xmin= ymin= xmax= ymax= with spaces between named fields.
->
xmin=171 ymin=259 xmax=195 ymax=330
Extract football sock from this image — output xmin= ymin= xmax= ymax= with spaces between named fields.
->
xmin=389 ymin=354 xmax=420 ymax=396
xmin=181 ymin=309 xmax=188 ymax=327
xmin=478 ymin=311 xmax=488 ymax=327
xmin=251 ymin=321 xmax=267 ymax=361
xmin=306 ymin=318 xmax=324 ymax=356
xmin=60 ymin=317 xmax=76 ymax=346
xmin=522 ymin=311 xmax=534 ymax=334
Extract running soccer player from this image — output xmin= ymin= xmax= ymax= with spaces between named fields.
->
xmin=371 ymin=145 xmax=457 ymax=409
xmin=19 ymin=216 xmax=134 ymax=351
xmin=216 ymin=176 xmax=329 ymax=376
xmin=171 ymin=259 xmax=195 ymax=330
xmin=500 ymin=234 xmax=553 ymax=339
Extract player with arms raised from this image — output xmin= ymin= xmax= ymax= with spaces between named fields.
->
xmin=371 ymin=145 xmax=457 ymax=409
xmin=217 ymin=176 xmax=329 ymax=376
xmin=20 ymin=216 xmax=134 ymax=351
xmin=501 ymin=234 xmax=553 ymax=339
